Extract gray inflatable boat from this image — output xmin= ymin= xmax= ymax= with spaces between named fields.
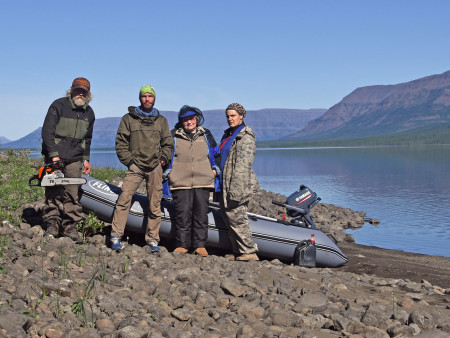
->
xmin=79 ymin=175 xmax=348 ymax=267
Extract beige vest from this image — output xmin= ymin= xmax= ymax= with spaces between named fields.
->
xmin=169 ymin=128 xmax=215 ymax=190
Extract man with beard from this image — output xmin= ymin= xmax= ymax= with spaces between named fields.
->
xmin=110 ymin=85 xmax=173 ymax=252
xmin=41 ymin=77 xmax=95 ymax=243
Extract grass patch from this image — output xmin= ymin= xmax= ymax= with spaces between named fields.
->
xmin=0 ymin=233 xmax=11 ymax=274
xmin=90 ymin=166 xmax=125 ymax=181
xmin=0 ymin=149 xmax=125 ymax=227
xmin=0 ymin=149 xmax=44 ymax=224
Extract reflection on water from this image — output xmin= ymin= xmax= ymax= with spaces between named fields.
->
xmin=36 ymin=146 xmax=450 ymax=257
xmin=253 ymin=146 xmax=450 ymax=258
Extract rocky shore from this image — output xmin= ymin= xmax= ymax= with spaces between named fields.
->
xmin=0 ymin=187 xmax=449 ymax=337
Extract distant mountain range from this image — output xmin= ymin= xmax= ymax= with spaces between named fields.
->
xmin=2 ymin=70 xmax=450 ymax=148
xmin=1 ymin=109 xmax=325 ymax=149
xmin=286 ymin=70 xmax=450 ymax=140
xmin=0 ymin=136 xmax=10 ymax=145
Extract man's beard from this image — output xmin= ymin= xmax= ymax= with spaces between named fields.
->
xmin=73 ymin=96 xmax=87 ymax=107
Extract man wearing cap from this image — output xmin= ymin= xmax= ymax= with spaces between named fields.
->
xmin=110 ymin=85 xmax=173 ymax=252
xmin=41 ymin=77 xmax=95 ymax=243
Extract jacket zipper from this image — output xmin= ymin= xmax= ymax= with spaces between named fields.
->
xmin=74 ymin=112 xmax=80 ymax=138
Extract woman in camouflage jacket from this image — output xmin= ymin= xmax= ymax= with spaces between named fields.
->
xmin=218 ymin=103 xmax=260 ymax=261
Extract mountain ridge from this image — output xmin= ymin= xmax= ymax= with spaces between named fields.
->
xmin=3 ymin=70 xmax=450 ymax=148
xmin=286 ymin=70 xmax=450 ymax=140
xmin=1 ymin=109 xmax=325 ymax=149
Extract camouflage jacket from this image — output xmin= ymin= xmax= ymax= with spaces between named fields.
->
xmin=221 ymin=125 xmax=260 ymax=208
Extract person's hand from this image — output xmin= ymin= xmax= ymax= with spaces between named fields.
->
xmin=162 ymin=169 xmax=171 ymax=181
xmin=51 ymin=157 xmax=63 ymax=170
xmin=83 ymin=160 xmax=92 ymax=175
xmin=211 ymin=165 xmax=220 ymax=177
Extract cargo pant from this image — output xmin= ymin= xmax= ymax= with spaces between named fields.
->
xmin=42 ymin=160 xmax=84 ymax=227
xmin=219 ymin=197 xmax=258 ymax=255
xmin=111 ymin=164 xmax=162 ymax=243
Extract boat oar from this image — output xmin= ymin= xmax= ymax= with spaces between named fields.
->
xmin=208 ymin=202 xmax=310 ymax=228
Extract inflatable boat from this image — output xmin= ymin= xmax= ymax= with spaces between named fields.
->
xmin=79 ymin=175 xmax=348 ymax=267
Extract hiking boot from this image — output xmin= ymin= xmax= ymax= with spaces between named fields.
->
xmin=148 ymin=241 xmax=161 ymax=253
xmin=110 ymin=236 xmax=123 ymax=251
xmin=236 ymin=253 xmax=259 ymax=261
xmin=44 ymin=220 xmax=60 ymax=238
xmin=174 ymin=247 xmax=188 ymax=254
xmin=62 ymin=224 xmax=83 ymax=244
xmin=225 ymin=254 xmax=236 ymax=261
xmin=194 ymin=247 xmax=208 ymax=257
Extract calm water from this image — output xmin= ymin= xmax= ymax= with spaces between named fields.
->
xmin=88 ymin=146 xmax=450 ymax=257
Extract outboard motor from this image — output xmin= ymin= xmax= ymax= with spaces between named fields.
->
xmin=273 ymin=185 xmax=322 ymax=266
xmin=285 ymin=185 xmax=321 ymax=229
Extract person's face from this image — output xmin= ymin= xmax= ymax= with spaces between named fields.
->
xmin=182 ymin=115 xmax=197 ymax=134
xmin=226 ymin=109 xmax=243 ymax=128
xmin=140 ymin=93 xmax=155 ymax=111
xmin=71 ymin=88 xmax=88 ymax=107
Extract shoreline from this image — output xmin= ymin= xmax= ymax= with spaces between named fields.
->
xmin=337 ymin=242 xmax=450 ymax=289
xmin=247 ymin=187 xmax=450 ymax=289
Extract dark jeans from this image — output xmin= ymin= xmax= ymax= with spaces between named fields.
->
xmin=172 ymin=188 xmax=210 ymax=249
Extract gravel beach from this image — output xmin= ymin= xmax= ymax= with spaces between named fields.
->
xmin=0 ymin=186 xmax=448 ymax=337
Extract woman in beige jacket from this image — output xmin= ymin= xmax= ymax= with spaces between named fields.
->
xmin=163 ymin=105 xmax=220 ymax=257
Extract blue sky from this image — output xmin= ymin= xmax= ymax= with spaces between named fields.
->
xmin=1 ymin=0 xmax=449 ymax=140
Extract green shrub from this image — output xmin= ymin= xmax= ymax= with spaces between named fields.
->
xmin=77 ymin=212 xmax=104 ymax=240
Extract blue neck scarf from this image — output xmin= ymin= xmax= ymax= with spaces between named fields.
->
xmin=218 ymin=123 xmax=245 ymax=188
xmin=135 ymin=106 xmax=158 ymax=117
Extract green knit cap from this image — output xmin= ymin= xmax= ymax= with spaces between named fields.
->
xmin=139 ymin=84 xmax=156 ymax=97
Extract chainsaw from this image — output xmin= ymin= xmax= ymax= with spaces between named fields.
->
xmin=29 ymin=161 xmax=87 ymax=187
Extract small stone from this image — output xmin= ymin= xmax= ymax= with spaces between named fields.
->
xmin=171 ymin=309 xmax=191 ymax=321
xmin=95 ymin=319 xmax=115 ymax=330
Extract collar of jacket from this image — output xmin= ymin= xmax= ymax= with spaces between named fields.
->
xmin=224 ymin=121 xmax=247 ymax=138
xmin=68 ymin=96 xmax=88 ymax=110
xmin=128 ymin=106 xmax=160 ymax=120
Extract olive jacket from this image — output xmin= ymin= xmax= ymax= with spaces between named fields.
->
xmin=115 ymin=107 xmax=173 ymax=172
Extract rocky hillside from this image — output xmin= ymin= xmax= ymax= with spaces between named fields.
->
xmin=288 ymin=70 xmax=450 ymax=140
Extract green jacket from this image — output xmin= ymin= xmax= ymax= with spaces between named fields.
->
xmin=41 ymin=96 xmax=95 ymax=162
xmin=115 ymin=107 xmax=174 ymax=172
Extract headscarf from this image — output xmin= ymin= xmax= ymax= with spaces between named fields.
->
xmin=226 ymin=103 xmax=246 ymax=117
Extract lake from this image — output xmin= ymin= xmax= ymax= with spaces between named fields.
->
xmin=88 ymin=146 xmax=450 ymax=258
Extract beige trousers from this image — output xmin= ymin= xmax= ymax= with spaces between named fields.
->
xmin=111 ymin=164 xmax=162 ymax=243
